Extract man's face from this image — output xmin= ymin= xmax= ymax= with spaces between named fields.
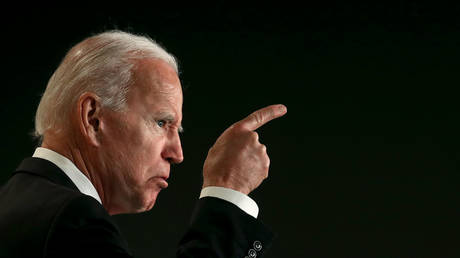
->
xmin=99 ymin=58 xmax=183 ymax=214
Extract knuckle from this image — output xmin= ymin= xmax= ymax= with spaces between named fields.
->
xmin=260 ymin=144 xmax=267 ymax=152
xmin=250 ymin=131 xmax=259 ymax=141
xmin=265 ymin=157 xmax=270 ymax=168
xmin=251 ymin=113 xmax=263 ymax=125
xmin=263 ymin=169 xmax=269 ymax=179
xmin=230 ymin=121 xmax=248 ymax=133
xmin=231 ymin=122 xmax=243 ymax=131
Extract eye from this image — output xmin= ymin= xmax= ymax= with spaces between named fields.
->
xmin=156 ymin=120 xmax=166 ymax=128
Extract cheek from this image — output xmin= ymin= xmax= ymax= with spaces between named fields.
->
xmin=103 ymin=123 xmax=148 ymax=172
xmin=105 ymin=118 xmax=165 ymax=172
xmin=140 ymin=136 xmax=165 ymax=162
xmin=127 ymin=132 xmax=165 ymax=169
xmin=117 ymin=121 xmax=154 ymax=152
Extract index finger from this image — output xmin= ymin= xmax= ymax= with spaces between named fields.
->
xmin=237 ymin=104 xmax=287 ymax=131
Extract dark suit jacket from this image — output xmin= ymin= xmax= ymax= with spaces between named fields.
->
xmin=0 ymin=157 xmax=274 ymax=257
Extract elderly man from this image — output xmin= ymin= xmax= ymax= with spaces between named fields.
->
xmin=0 ymin=31 xmax=286 ymax=257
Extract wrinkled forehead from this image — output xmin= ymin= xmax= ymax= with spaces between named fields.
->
xmin=131 ymin=58 xmax=182 ymax=95
xmin=127 ymin=58 xmax=183 ymax=117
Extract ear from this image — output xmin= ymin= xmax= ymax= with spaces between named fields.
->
xmin=77 ymin=92 xmax=102 ymax=147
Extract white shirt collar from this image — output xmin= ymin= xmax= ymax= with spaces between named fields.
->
xmin=32 ymin=147 xmax=102 ymax=204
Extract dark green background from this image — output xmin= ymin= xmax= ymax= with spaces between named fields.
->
xmin=2 ymin=2 xmax=460 ymax=257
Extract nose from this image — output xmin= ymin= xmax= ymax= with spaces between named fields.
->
xmin=162 ymin=131 xmax=184 ymax=164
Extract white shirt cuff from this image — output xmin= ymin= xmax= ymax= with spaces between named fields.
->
xmin=199 ymin=186 xmax=259 ymax=218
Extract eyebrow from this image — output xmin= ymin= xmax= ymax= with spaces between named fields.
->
xmin=156 ymin=112 xmax=184 ymax=133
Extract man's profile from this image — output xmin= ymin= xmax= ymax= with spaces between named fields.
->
xmin=0 ymin=30 xmax=286 ymax=257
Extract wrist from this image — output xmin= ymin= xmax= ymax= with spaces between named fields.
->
xmin=202 ymin=181 xmax=250 ymax=195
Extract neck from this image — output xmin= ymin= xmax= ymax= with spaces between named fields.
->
xmin=41 ymin=130 xmax=109 ymax=211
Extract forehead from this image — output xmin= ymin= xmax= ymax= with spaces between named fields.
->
xmin=127 ymin=58 xmax=183 ymax=116
xmin=132 ymin=58 xmax=181 ymax=93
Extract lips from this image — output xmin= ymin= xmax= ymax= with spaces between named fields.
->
xmin=155 ymin=173 xmax=169 ymax=189
xmin=151 ymin=169 xmax=169 ymax=189
xmin=157 ymin=177 xmax=168 ymax=189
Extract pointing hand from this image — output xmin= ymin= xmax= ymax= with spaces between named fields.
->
xmin=203 ymin=104 xmax=287 ymax=195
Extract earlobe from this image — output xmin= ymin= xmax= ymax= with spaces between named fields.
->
xmin=78 ymin=92 xmax=102 ymax=146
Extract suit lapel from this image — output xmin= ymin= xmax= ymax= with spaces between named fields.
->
xmin=14 ymin=157 xmax=79 ymax=192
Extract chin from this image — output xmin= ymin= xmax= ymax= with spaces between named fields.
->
xmin=134 ymin=191 xmax=159 ymax=213
xmin=107 ymin=189 xmax=159 ymax=215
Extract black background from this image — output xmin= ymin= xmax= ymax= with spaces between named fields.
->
xmin=1 ymin=1 xmax=460 ymax=257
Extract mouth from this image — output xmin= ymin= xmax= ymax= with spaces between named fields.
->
xmin=157 ymin=176 xmax=169 ymax=189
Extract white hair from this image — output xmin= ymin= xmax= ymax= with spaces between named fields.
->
xmin=34 ymin=30 xmax=178 ymax=140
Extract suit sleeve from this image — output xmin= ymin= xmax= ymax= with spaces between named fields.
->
xmin=177 ymin=197 xmax=275 ymax=258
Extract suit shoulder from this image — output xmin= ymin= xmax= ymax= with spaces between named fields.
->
xmin=55 ymin=194 xmax=107 ymax=220
xmin=48 ymin=194 xmax=117 ymax=241
xmin=46 ymin=195 xmax=132 ymax=257
xmin=0 ymin=171 xmax=102 ymax=257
